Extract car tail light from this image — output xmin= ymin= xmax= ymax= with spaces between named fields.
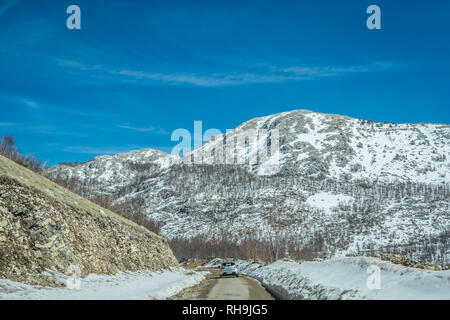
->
xmin=220 ymin=267 xmax=224 ymax=269
xmin=234 ymin=266 xmax=238 ymax=268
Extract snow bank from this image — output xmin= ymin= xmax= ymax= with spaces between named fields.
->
xmin=241 ymin=257 xmax=450 ymax=300
xmin=0 ymin=268 xmax=207 ymax=300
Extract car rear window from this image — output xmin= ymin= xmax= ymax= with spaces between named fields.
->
xmin=222 ymin=262 xmax=235 ymax=266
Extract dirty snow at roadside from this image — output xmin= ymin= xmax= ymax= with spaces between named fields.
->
xmin=240 ymin=257 xmax=450 ymax=300
xmin=0 ymin=268 xmax=207 ymax=300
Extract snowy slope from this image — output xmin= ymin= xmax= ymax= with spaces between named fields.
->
xmin=45 ymin=109 xmax=450 ymax=264
xmin=240 ymin=257 xmax=450 ymax=300
xmin=305 ymin=192 xmax=354 ymax=214
xmin=185 ymin=110 xmax=450 ymax=183
xmin=0 ymin=268 xmax=207 ymax=300
xmin=47 ymin=110 xmax=450 ymax=193
xmin=113 ymin=163 xmax=448 ymax=264
xmin=45 ymin=148 xmax=178 ymax=195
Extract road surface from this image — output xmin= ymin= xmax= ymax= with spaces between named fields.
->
xmin=171 ymin=269 xmax=274 ymax=300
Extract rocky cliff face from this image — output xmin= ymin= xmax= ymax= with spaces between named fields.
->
xmin=0 ymin=155 xmax=178 ymax=286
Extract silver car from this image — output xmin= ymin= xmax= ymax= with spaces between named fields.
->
xmin=219 ymin=261 xmax=239 ymax=277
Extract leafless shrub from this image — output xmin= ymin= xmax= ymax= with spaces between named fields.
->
xmin=0 ymin=135 xmax=44 ymax=172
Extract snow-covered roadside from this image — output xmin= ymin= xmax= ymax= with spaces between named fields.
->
xmin=0 ymin=268 xmax=208 ymax=300
xmin=238 ymin=257 xmax=450 ymax=300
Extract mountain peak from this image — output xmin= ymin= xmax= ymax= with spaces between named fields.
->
xmin=43 ymin=109 xmax=450 ymax=266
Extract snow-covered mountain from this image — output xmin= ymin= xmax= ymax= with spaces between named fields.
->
xmin=46 ymin=148 xmax=177 ymax=195
xmin=45 ymin=110 xmax=450 ymax=265
xmin=186 ymin=109 xmax=449 ymax=182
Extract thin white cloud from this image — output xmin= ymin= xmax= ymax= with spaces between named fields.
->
xmin=0 ymin=122 xmax=15 ymax=127
xmin=155 ymin=128 xmax=171 ymax=136
xmin=22 ymin=99 xmax=39 ymax=109
xmin=280 ymin=66 xmax=368 ymax=77
xmin=0 ymin=0 xmax=20 ymax=16
xmin=117 ymin=124 xmax=171 ymax=135
xmin=63 ymin=145 xmax=141 ymax=155
xmin=0 ymin=92 xmax=40 ymax=108
xmin=55 ymin=59 xmax=98 ymax=71
xmin=56 ymin=58 xmax=394 ymax=87
xmin=24 ymin=125 xmax=88 ymax=137
xmin=114 ymin=69 xmax=305 ymax=86
xmin=117 ymin=124 xmax=155 ymax=132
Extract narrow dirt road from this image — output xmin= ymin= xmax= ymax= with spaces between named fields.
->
xmin=171 ymin=269 xmax=274 ymax=300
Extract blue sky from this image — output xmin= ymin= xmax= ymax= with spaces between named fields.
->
xmin=0 ymin=0 xmax=449 ymax=165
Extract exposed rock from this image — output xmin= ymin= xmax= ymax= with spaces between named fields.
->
xmin=9 ymin=207 xmax=24 ymax=217
xmin=0 ymin=155 xmax=178 ymax=287
xmin=373 ymin=253 xmax=443 ymax=271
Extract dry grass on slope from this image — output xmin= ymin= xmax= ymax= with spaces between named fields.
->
xmin=0 ymin=155 xmax=163 ymax=241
